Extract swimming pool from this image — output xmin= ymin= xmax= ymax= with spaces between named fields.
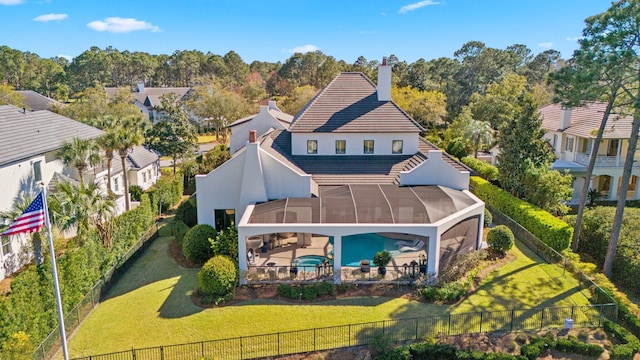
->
xmin=292 ymin=255 xmax=333 ymax=269
xmin=330 ymin=233 xmax=411 ymax=267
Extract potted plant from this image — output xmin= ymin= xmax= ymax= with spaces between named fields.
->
xmin=373 ymin=250 xmax=392 ymax=276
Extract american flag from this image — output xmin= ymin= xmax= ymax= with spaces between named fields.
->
xmin=1 ymin=192 xmax=46 ymax=236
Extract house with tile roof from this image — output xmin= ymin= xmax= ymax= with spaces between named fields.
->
xmin=228 ymin=101 xmax=293 ymax=154
xmin=195 ymin=59 xmax=484 ymax=285
xmin=540 ymin=102 xmax=640 ymax=204
xmin=0 ymin=105 xmax=160 ymax=280
xmin=17 ymin=90 xmax=62 ymax=111
xmin=105 ymin=83 xmax=192 ymax=123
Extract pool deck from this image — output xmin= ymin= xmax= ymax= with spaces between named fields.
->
xmin=251 ymin=234 xmax=426 ymax=269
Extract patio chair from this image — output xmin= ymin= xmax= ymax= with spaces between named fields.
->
xmin=360 ymin=260 xmax=370 ymax=273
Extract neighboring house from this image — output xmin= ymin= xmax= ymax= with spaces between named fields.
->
xmin=196 ymin=59 xmax=484 ymax=285
xmin=227 ymin=101 xmax=293 ymax=154
xmin=541 ymin=102 xmax=640 ymax=204
xmin=17 ymin=90 xmax=62 ymax=111
xmin=0 ymin=105 xmax=160 ymax=281
xmin=0 ymin=105 xmax=103 ymax=280
xmin=105 ymin=83 xmax=192 ymax=123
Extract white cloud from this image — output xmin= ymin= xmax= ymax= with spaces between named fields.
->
xmin=57 ymin=54 xmax=72 ymax=61
xmin=399 ymin=0 xmax=439 ymax=14
xmin=33 ymin=13 xmax=68 ymax=22
xmin=87 ymin=17 xmax=160 ymax=33
xmin=0 ymin=0 xmax=24 ymax=5
xmin=538 ymin=42 xmax=553 ymax=48
xmin=566 ymin=36 xmax=582 ymax=41
xmin=287 ymin=44 xmax=320 ymax=54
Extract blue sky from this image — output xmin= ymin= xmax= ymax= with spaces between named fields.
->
xmin=1 ymin=0 xmax=611 ymax=64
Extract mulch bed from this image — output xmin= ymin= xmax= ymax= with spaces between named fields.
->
xmin=169 ymin=239 xmax=201 ymax=268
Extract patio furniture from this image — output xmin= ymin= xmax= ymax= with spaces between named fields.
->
xmin=397 ymin=239 xmax=424 ymax=252
xmin=360 ymin=260 xmax=370 ymax=273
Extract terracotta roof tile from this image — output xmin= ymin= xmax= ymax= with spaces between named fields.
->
xmin=540 ymin=102 xmax=634 ymax=139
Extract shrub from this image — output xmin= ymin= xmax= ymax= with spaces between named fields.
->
xmin=461 ymin=156 xmax=499 ymax=182
xmin=484 ymin=208 xmax=493 ymax=227
xmin=175 ymin=197 xmax=197 ymax=227
xmin=377 ymin=346 xmax=410 ymax=360
xmin=182 ymin=224 xmax=217 ymax=263
xmin=470 ymin=176 xmax=572 ymax=251
xmin=438 ymin=251 xmax=487 ymax=284
xmin=173 ymin=220 xmax=190 ymax=246
xmin=276 ymin=283 xmax=335 ymax=300
xmin=554 ymin=338 xmax=603 ymax=357
xmin=210 ymin=225 xmax=238 ymax=264
xmin=487 ymin=225 xmax=514 ymax=254
xmin=129 ymin=185 xmax=144 ymax=202
xmin=147 ymin=174 xmax=183 ymax=215
xmin=198 ymin=256 xmax=237 ymax=296
xmin=373 ymin=250 xmax=392 ymax=268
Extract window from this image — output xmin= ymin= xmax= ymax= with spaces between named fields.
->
xmin=607 ymin=139 xmax=619 ymax=156
xmin=579 ymin=139 xmax=592 ymax=154
xmin=114 ymin=177 xmax=119 ymax=192
xmin=143 ymin=171 xmax=147 ymax=183
xmin=363 ymin=140 xmax=374 ymax=154
xmin=552 ymin=134 xmax=558 ymax=148
xmin=214 ymin=209 xmax=235 ymax=232
xmin=392 ymin=140 xmax=403 ymax=154
xmin=307 ymin=140 xmax=318 ymax=154
xmin=335 ymin=140 xmax=346 ymax=154
xmin=565 ymin=137 xmax=574 ymax=152
xmin=1 ymin=236 xmax=10 ymax=256
xmin=33 ymin=161 xmax=42 ymax=182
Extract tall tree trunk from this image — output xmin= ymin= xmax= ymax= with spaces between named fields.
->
xmin=120 ymin=155 xmax=131 ymax=211
xmin=572 ymin=98 xmax=615 ymax=251
xmin=604 ymin=101 xmax=640 ymax=278
xmin=106 ymin=156 xmax=113 ymax=194
xmin=172 ymin=155 xmax=177 ymax=175
xmin=77 ymin=166 xmax=85 ymax=186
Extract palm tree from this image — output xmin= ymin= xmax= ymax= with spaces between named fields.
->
xmin=114 ymin=117 xmax=145 ymax=211
xmin=97 ymin=118 xmax=120 ymax=193
xmin=51 ymin=181 xmax=115 ymax=247
xmin=462 ymin=119 xmax=494 ymax=158
xmin=59 ymin=137 xmax=101 ymax=185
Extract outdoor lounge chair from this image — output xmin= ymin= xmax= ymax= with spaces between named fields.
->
xmin=397 ymin=239 xmax=425 ymax=252
xmin=360 ymin=260 xmax=370 ymax=273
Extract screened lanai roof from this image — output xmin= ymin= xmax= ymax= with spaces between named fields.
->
xmin=248 ymin=185 xmax=478 ymax=225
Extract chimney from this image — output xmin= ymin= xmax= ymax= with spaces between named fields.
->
xmin=137 ymin=82 xmax=145 ymax=93
xmin=259 ymin=105 xmax=269 ymax=114
xmin=377 ymin=57 xmax=392 ymax=102
xmin=559 ymin=106 xmax=572 ymax=130
xmin=249 ymin=129 xmax=257 ymax=143
xmin=268 ymin=100 xmax=280 ymax=111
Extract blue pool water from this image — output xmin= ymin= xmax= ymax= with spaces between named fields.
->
xmin=292 ymin=255 xmax=333 ymax=269
xmin=330 ymin=234 xmax=404 ymax=267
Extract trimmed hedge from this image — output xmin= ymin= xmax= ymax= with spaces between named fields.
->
xmin=470 ymin=176 xmax=572 ymax=251
xmin=604 ymin=321 xmax=640 ymax=359
xmin=461 ymin=156 xmax=499 ymax=182
xmin=182 ymin=224 xmax=217 ymax=263
xmin=487 ymin=225 xmax=514 ymax=254
xmin=173 ymin=220 xmax=190 ymax=246
xmin=379 ymin=342 xmax=527 ymax=360
xmin=175 ymin=197 xmax=197 ymax=228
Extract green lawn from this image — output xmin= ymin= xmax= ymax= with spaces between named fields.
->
xmin=197 ymin=135 xmax=218 ymax=144
xmin=65 ymin=236 xmax=591 ymax=357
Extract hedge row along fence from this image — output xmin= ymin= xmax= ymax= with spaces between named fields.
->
xmin=470 ymin=176 xmax=572 ymax=251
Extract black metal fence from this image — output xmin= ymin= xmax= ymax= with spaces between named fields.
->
xmin=32 ymin=223 xmax=160 ymax=360
xmin=69 ymin=303 xmax=617 ymax=360
xmin=488 ymin=206 xmax=616 ymax=305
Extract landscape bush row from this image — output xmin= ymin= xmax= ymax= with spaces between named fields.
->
xmin=461 ymin=157 xmax=499 ymax=182
xmin=0 ymin=193 xmax=160 ymax=353
xmin=470 ymin=176 xmax=572 ymax=251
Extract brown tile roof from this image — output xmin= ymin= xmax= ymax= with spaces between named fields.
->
xmin=227 ymin=109 xmax=293 ymax=128
xmin=289 ymin=72 xmax=423 ymax=133
xmin=540 ymin=102 xmax=634 ymax=139
xmin=259 ymin=130 xmax=470 ymax=185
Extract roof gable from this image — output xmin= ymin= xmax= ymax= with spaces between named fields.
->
xmin=540 ymin=102 xmax=634 ymax=139
xmin=289 ymin=72 xmax=423 ymax=133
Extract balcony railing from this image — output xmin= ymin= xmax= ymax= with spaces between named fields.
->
xmin=575 ymin=151 xmax=640 ymax=167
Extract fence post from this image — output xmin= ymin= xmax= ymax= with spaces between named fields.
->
xmin=348 ymin=324 xmax=351 ymax=347
xmin=448 ymin=314 xmax=452 ymax=335
xmin=540 ymin=308 xmax=545 ymax=330
xmin=510 ymin=309 xmax=515 ymax=332
xmin=382 ymin=320 xmax=385 ymax=335
xmin=314 ymin=328 xmax=316 ymax=351
xmin=415 ymin=317 xmax=419 ymax=340
xmin=570 ymin=306 xmax=575 ymax=322
xmin=598 ymin=305 xmax=604 ymax=327
xmin=278 ymin=332 xmax=280 ymax=356
xmin=132 ymin=348 xmax=136 ymax=360
xmin=201 ymin=340 xmax=205 ymax=357
xmin=479 ymin=312 xmax=483 ymax=333
xmin=160 ymin=346 xmax=164 ymax=360
xmin=77 ymin=306 xmax=81 ymax=326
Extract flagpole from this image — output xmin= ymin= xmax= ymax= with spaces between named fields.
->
xmin=41 ymin=185 xmax=70 ymax=360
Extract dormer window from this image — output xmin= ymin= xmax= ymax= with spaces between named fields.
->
xmin=335 ymin=140 xmax=346 ymax=154
xmin=363 ymin=140 xmax=374 ymax=154
xmin=307 ymin=140 xmax=318 ymax=154
xmin=392 ymin=140 xmax=403 ymax=154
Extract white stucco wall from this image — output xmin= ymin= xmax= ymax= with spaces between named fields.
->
xmin=291 ymin=132 xmax=419 ymax=156
xmin=196 ymin=143 xmax=314 ymax=227
xmin=399 ymin=150 xmax=470 ymax=190
xmin=128 ymin=163 xmax=160 ymax=191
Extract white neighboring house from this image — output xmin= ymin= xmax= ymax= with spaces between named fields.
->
xmin=227 ymin=101 xmax=293 ymax=154
xmin=105 ymin=83 xmax=192 ymax=123
xmin=541 ymin=102 xmax=640 ymax=204
xmin=0 ymin=105 xmax=161 ymax=281
xmin=0 ymin=105 xmax=103 ymax=281
xmin=196 ymin=59 xmax=484 ymax=285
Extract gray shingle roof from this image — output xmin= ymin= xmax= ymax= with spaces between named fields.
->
xmin=260 ymin=130 xmax=470 ymax=185
xmin=17 ymin=90 xmax=61 ymax=111
xmin=0 ymin=105 xmax=104 ymax=167
xmin=289 ymin=72 xmax=423 ymax=133
xmin=540 ymin=102 xmax=634 ymax=139
xmin=128 ymin=146 xmax=159 ymax=169
xmin=105 ymin=87 xmax=191 ymax=107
